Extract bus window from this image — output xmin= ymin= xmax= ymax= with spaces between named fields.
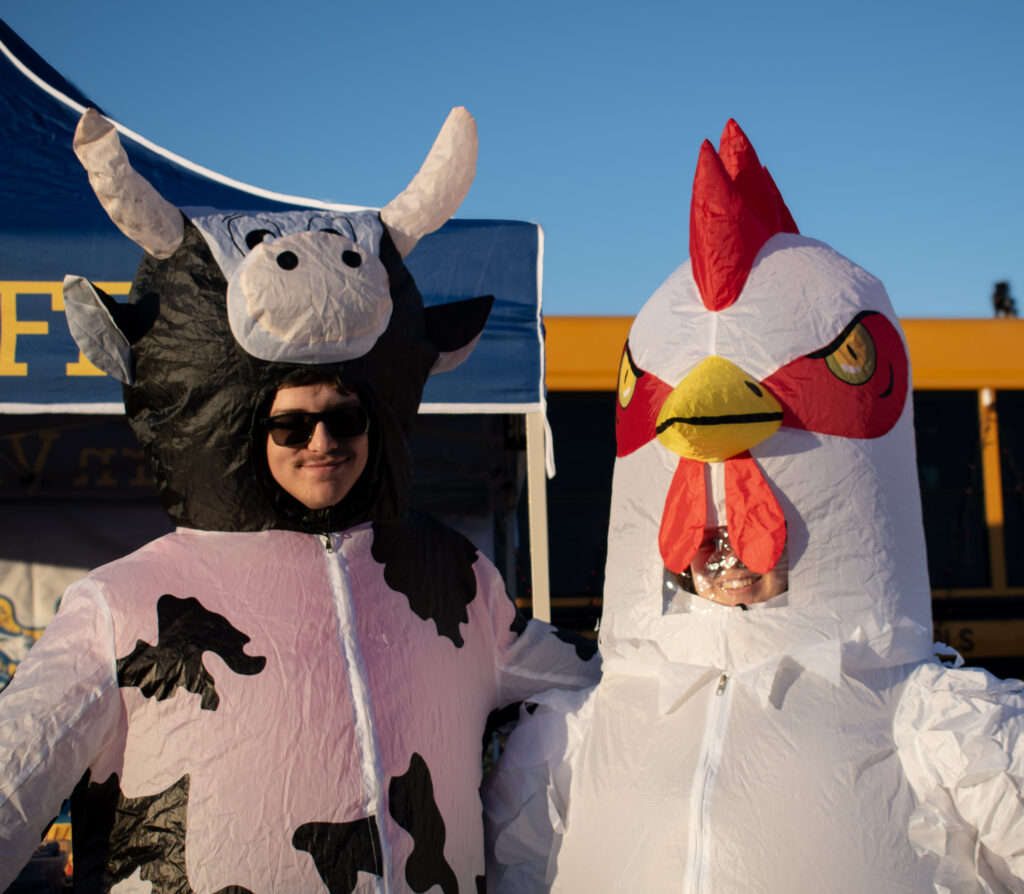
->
xmin=914 ymin=391 xmax=990 ymax=589
xmin=998 ymin=390 xmax=1024 ymax=587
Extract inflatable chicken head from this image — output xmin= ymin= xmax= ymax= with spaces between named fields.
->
xmin=61 ymin=108 xmax=491 ymax=533
xmin=606 ymin=120 xmax=933 ymax=671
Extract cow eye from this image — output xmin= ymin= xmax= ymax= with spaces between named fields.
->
xmin=276 ymin=251 xmax=299 ymax=271
xmin=245 ymin=229 xmax=274 ymax=250
xmin=342 ymin=250 xmax=362 ymax=268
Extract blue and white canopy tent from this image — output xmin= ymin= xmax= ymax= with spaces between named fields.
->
xmin=0 ymin=19 xmax=553 ymax=684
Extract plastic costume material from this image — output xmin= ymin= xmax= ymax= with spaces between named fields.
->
xmin=486 ymin=122 xmax=1024 ymax=893
xmin=0 ymin=108 xmax=598 ymax=892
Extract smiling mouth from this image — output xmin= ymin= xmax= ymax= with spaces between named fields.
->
xmin=300 ymin=455 xmax=351 ymax=469
xmin=719 ymin=575 xmax=762 ymax=591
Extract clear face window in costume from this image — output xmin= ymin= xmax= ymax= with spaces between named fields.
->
xmin=664 ymin=526 xmax=789 ymax=613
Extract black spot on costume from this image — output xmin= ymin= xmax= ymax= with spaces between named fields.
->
xmin=388 ymin=753 xmax=458 ymax=894
xmin=372 ymin=514 xmax=478 ymax=646
xmin=116 ymin=594 xmax=266 ymax=710
xmin=292 ymin=817 xmax=383 ymax=894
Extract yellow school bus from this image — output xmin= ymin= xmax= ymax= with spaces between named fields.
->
xmin=540 ymin=316 xmax=1024 ymax=677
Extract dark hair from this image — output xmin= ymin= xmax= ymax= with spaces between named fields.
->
xmin=671 ymin=568 xmax=697 ymax=594
xmin=272 ymin=370 xmax=353 ymax=395
xmin=258 ymin=371 xmax=360 ymax=429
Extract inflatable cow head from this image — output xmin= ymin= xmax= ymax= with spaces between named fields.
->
xmin=64 ymin=108 xmax=492 ymax=533
xmin=604 ymin=120 xmax=933 ymax=673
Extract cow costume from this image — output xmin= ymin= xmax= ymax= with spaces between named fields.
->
xmin=486 ymin=122 xmax=1024 ymax=893
xmin=0 ymin=107 xmax=598 ymax=893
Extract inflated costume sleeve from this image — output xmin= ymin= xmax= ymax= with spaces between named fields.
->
xmin=484 ymin=687 xmax=594 ymax=893
xmin=894 ymin=661 xmax=1024 ymax=894
xmin=0 ymin=579 xmax=121 ymax=886
xmin=477 ymin=556 xmax=600 ymax=707
xmin=476 ymin=556 xmax=599 ymax=893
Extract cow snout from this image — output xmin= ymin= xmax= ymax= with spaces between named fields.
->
xmin=227 ymin=229 xmax=393 ymax=364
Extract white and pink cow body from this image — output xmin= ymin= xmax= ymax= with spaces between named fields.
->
xmin=0 ymin=108 xmax=598 ymax=892
xmin=7 ymin=524 xmax=589 ymax=893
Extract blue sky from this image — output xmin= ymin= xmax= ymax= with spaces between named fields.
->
xmin=3 ymin=1 xmax=1021 ymax=318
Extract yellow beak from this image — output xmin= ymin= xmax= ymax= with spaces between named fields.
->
xmin=656 ymin=356 xmax=783 ymax=462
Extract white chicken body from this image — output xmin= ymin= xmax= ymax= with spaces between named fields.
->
xmin=550 ymin=229 xmax=938 ymax=893
xmin=551 ymin=666 xmax=934 ymax=894
xmin=485 ymin=121 xmax=1024 ymax=894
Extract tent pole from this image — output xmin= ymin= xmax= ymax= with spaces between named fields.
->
xmin=525 ymin=411 xmax=551 ymax=622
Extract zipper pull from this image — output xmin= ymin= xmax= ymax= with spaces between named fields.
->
xmin=716 ymin=673 xmax=728 ymax=696
xmin=322 ymin=534 xmax=333 ymax=553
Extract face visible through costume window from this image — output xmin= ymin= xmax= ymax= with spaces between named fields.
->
xmin=264 ymin=381 xmax=369 ymax=510
xmin=688 ymin=526 xmax=789 ymax=607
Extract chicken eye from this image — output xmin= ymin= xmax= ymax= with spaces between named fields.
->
xmin=821 ymin=321 xmax=876 ymax=385
xmin=618 ymin=344 xmax=643 ymax=408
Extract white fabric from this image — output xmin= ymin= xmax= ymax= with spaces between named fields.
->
xmin=381 ymin=107 xmax=478 ymax=258
xmin=486 ymin=230 xmax=1024 ymax=891
xmin=188 ymin=208 xmax=394 ymax=365
xmin=895 ymin=662 xmax=1024 ymax=893
xmin=484 ymin=688 xmax=595 ymax=892
xmin=62 ymin=275 xmax=135 ymax=382
xmin=72 ymin=109 xmax=183 ymax=259
xmin=551 ymin=665 xmax=939 ymax=893
xmin=492 ymin=660 xmax=1024 ymax=893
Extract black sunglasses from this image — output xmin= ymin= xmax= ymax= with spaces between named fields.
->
xmin=263 ymin=406 xmax=370 ymax=447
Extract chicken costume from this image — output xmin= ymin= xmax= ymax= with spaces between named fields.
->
xmin=486 ymin=122 xmax=1024 ymax=893
xmin=0 ymin=108 xmax=597 ymax=893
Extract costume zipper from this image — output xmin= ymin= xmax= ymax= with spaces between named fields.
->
xmin=684 ymin=672 xmax=733 ymax=894
xmin=323 ymin=532 xmax=391 ymax=892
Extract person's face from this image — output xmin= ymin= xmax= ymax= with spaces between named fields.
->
xmin=690 ymin=527 xmax=788 ymax=607
xmin=264 ymin=383 xmax=369 ymax=510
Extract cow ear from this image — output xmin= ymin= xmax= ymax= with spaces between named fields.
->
xmin=73 ymin=109 xmax=185 ymax=259
xmin=425 ymin=295 xmax=493 ymax=376
xmin=63 ymin=276 xmax=134 ymax=384
xmin=381 ymin=107 xmax=477 ymax=258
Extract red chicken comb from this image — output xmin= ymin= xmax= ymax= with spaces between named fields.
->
xmin=689 ymin=119 xmax=798 ymax=311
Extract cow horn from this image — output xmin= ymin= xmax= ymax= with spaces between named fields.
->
xmin=73 ymin=109 xmax=184 ymax=259
xmin=381 ymin=107 xmax=477 ymax=258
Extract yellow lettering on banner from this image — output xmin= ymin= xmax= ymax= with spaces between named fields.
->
xmin=74 ymin=448 xmax=119 ymax=487
xmin=123 ymin=447 xmax=156 ymax=488
xmin=0 ymin=283 xmax=51 ymax=375
xmin=0 ymin=429 xmax=61 ymax=487
xmin=66 ymin=354 xmax=107 ymax=376
xmin=0 ymin=281 xmax=132 ymax=378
